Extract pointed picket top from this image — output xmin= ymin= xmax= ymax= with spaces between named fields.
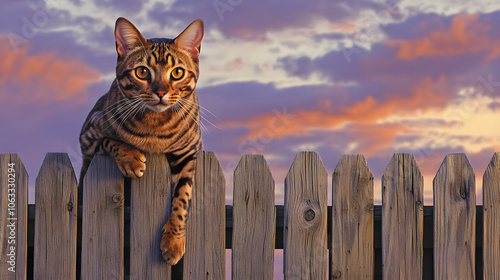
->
xmin=129 ymin=153 xmax=171 ymax=279
xmin=190 ymin=151 xmax=225 ymax=213
xmin=234 ymin=154 xmax=273 ymax=184
xmin=433 ymin=153 xmax=475 ymax=280
xmin=81 ymin=154 xmax=125 ymax=280
xmin=284 ymin=152 xmax=328 ymax=280
xmin=0 ymin=154 xmax=28 ymax=280
xmin=0 ymin=154 xmax=28 ymax=175
xmin=483 ymin=152 xmax=500 ymax=279
xmin=185 ymin=151 xmax=226 ymax=280
xmin=233 ymin=154 xmax=275 ymax=280
xmin=36 ymin=153 xmax=76 ymax=179
xmin=381 ymin=153 xmax=423 ymax=280
xmin=331 ymin=154 xmax=374 ymax=279
xmin=333 ymin=154 xmax=373 ymax=192
xmin=34 ymin=153 xmax=78 ymax=280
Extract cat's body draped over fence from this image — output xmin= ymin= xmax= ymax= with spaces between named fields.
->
xmin=79 ymin=17 xmax=204 ymax=265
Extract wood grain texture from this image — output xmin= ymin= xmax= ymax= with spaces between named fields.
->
xmin=81 ymin=154 xmax=124 ymax=280
xmin=331 ymin=154 xmax=374 ymax=279
xmin=129 ymin=153 xmax=171 ymax=279
xmin=381 ymin=153 xmax=423 ymax=280
xmin=33 ymin=153 xmax=78 ymax=279
xmin=232 ymin=154 xmax=275 ymax=280
xmin=0 ymin=154 xmax=28 ymax=280
xmin=185 ymin=151 xmax=226 ymax=280
xmin=483 ymin=152 xmax=500 ymax=280
xmin=284 ymin=152 xmax=327 ymax=280
xmin=433 ymin=153 xmax=475 ymax=280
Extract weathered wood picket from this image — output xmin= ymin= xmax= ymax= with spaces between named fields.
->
xmin=0 ymin=151 xmax=499 ymax=279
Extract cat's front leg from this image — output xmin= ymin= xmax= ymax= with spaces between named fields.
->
xmin=160 ymin=150 xmax=198 ymax=265
xmin=100 ymin=138 xmax=147 ymax=178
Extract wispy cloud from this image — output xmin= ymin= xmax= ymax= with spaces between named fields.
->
xmin=0 ymin=34 xmax=100 ymax=104
xmin=386 ymin=13 xmax=500 ymax=60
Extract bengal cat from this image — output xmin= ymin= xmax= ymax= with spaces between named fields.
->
xmin=79 ymin=17 xmax=203 ymax=265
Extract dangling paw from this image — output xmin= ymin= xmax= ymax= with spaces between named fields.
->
xmin=160 ymin=222 xmax=186 ymax=265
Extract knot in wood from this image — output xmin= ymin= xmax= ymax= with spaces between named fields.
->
xmin=67 ymin=201 xmax=73 ymax=212
xmin=460 ymin=189 xmax=468 ymax=199
xmin=331 ymin=270 xmax=342 ymax=278
xmin=304 ymin=209 xmax=315 ymax=222
xmin=416 ymin=201 xmax=424 ymax=211
xmin=112 ymin=194 xmax=124 ymax=204
xmin=365 ymin=203 xmax=374 ymax=213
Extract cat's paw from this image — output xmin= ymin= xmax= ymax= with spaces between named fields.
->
xmin=114 ymin=149 xmax=146 ymax=178
xmin=160 ymin=223 xmax=185 ymax=265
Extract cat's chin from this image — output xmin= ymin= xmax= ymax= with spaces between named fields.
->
xmin=147 ymin=104 xmax=171 ymax=113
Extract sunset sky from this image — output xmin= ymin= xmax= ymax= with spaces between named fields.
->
xmin=2 ymin=0 xmax=500 ymax=208
xmin=3 ymin=1 xmax=500 ymax=279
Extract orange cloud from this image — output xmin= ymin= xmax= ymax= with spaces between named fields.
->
xmin=227 ymin=58 xmax=244 ymax=70
xmin=385 ymin=13 xmax=500 ymax=60
xmin=224 ymin=76 xmax=449 ymax=141
xmin=329 ymin=23 xmax=357 ymax=32
xmin=0 ymin=34 xmax=100 ymax=104
xmin=349 ymin=123 xmax=411 ymax=156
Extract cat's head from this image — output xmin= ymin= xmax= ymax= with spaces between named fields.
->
xmin=114 ymin=17 xmax=204 ymax=113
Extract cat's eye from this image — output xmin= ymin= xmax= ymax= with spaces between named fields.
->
xmin=135 ymin=66 xmax=150 ymax=80
xmin=171 ymin=67 xmax=184 ymax=80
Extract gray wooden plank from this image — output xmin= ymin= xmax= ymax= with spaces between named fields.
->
xmin=433 ymin=153 xmax=475 ymax=280
xmin=483 ymin=152 xmax=500 ymax=280
xmin=382 ymin=153 xmax=423 ymax=280
xmin=34 ymin=153 xmax=78 ymax=279
xmin=129 ymin=153 xmax=171 ymax=279
xmin=81 ymin=154 xmax=124 ymax=280
xmin=331 ymin=154 xmax=374 ymax=279
xmin=232 ymin=154 xmax=275 ymax=280
xmin=185 ymin=151 xmax=226 ymax=280
xmin=284 ymin=152 xmax=328 ymax=280
xmin=0 ymin=154 xmax=28 ymax=280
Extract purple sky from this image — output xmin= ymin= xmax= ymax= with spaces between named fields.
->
xmin=2 ymin=1 xmax=500 ymax=279
xmin=3 ymin=0 xmax=500 ymax=205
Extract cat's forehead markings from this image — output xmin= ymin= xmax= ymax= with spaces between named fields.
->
xmin=148 ymin=40 xmax=175 ymax=67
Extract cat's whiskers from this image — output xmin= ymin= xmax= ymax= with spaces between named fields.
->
xmin=102 ymin=97 xmax=138 ymax=116
xmin=174 ymin=102 xmax=188 ymax=124
xmin=116 ymin=99 xmax=144 ymax=131
xmin=103 ymin=95 xmax=144 ymax=118
xmin=140 ymin=100 xmax=148 ymax=115
xmin=104 ymin=96 xmax=141 ymax=117
xmin=102 ymin=98 xmax=143 ymax=132
xmin=101 ymin=99 xmax=139 ymax=131
xmin=130 ymin=102 xmax=147 ymax=126
xmin=179 ymin=98 xmax=208 ymax=133
xmin=108 ymin=99 xmax=141 ymax=130
xmin=173 ymin=102 xmax=183 ymax=114
xmin=175 ymin=100 xmax=190 ymax=125
xmin=178 ymin=98 xmax=209 ymax=133
xmin=179 ymin=98 xmax=221 ymax=131
xmin=182 ymin=98 xmax=219 ymax=119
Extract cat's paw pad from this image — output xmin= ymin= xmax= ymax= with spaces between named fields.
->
xmin=115 ymin=150 xmax=146 ymax=178
xmin=160 ymin=223 xmax=185 ymax=265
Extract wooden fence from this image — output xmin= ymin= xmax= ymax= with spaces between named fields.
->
xmin=0 ymin=151 xmax=498 ymax=279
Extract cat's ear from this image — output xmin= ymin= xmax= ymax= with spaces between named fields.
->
xmin=174 ymin=20 xmax=204 ymax=59
xmin=114 ymin=17 xmax=147 ymax=58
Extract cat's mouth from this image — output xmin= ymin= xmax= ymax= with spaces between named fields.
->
xmin=148 ymin=102 xmax=171 ymax=113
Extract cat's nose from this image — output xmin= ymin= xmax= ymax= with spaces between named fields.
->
xmin=155 ymin=91 xmax=167 ymax=98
